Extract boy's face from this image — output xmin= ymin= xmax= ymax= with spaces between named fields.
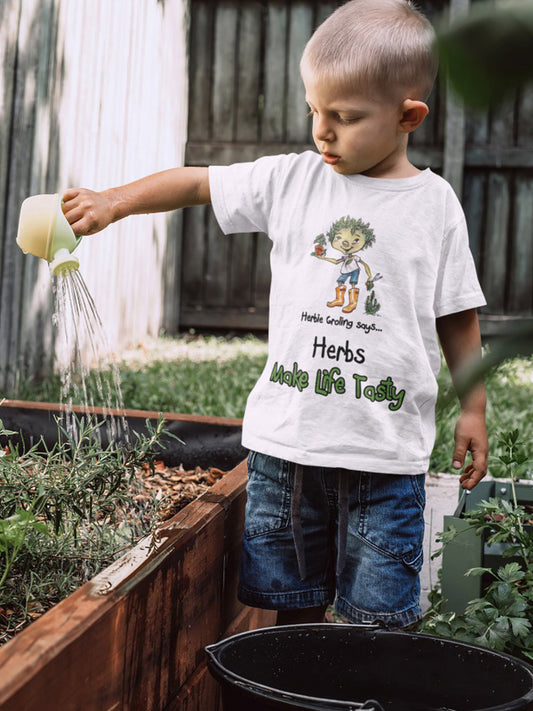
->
xmin=303 ymin=75 xmax=408 ymax=178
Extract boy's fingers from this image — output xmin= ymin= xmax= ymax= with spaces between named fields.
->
xmin=460 ymin=463 xmax=486 ymax=490
xmin=456 ymin=437 xmax=488 ymax=490
xmin=452 ymin=441 xmax=467 ymax=470
xmin=62 ymin=204 xmax=84 ymax=223
xmin=62 ymin=188 xmax=81 ymax=203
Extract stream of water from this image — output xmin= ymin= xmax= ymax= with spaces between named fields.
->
xmin=53 ymin=269 xmax=129 ymax=444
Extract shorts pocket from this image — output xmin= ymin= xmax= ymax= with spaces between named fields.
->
xmin=356 ymin=472 xmax=425 ymax=571
xmin=244 ymin=451 xmax=292 ymax=539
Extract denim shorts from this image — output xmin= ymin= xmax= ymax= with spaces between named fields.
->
xmin=238 ymin=451 xmax=426 ymax=629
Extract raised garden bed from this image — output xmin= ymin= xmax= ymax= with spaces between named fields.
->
xmin=0 ymin=400 xmax=275 ymax=711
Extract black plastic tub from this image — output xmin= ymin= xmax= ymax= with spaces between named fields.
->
xmin=206 ymin=624 xmax=533 ymax=711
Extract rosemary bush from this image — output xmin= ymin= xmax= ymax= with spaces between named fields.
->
xmin=0 ymin=415 xmax=168 ymax=643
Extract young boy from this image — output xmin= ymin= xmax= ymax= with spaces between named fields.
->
xmin=62 ymin=0 xmax=488 ymax=629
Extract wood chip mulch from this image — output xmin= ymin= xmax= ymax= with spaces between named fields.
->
xmin=136 ymin=461 xmax=227 ymax=521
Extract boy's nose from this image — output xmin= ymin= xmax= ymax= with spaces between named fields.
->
xmin=313 ymin=115 xmax=335 ymax=142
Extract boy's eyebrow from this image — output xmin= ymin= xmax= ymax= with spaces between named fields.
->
xmin=304 ymin=94 xmax=370 ymax=115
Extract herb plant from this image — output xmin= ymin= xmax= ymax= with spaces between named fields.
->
xmin=0 ymin=415 xmax=170 ymax=643
xmin=365 ymin=290 xmax=381 ymax=316
xmin=420 ymin=430 xmax=533 ymax=661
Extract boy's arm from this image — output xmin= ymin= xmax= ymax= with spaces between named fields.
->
xmin=436 ymin=308 xmax=488 ymax=490
xmin=62 ymin=167 xmax=210 ymax=236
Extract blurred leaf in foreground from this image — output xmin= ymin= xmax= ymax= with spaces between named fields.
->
xmin=437 ymin=0 xmax=533 ymax=108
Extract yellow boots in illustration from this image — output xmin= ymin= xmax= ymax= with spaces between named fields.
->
xmin=327 ymin=286 xmax=359 ymax=313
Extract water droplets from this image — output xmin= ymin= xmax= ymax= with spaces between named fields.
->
xmin=53 ymin=270 xmax=128 ymax=444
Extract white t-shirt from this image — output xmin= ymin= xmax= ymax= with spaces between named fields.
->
xmin=209 ymin=151 xmax=486 ymax=474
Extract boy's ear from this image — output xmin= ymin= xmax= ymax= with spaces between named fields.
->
xmin=399 ymin=99 xmax=429 ymax=133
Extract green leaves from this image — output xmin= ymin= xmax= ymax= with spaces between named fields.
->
xmin=0 ymin=419 xmax=16 ymax=437
xmin=437 ymin=0 xmax=533 ymax=109
xmin=0 ymin=415 xmax=169 ymax=641
xmin=423 ymin=564 xmax=533 ymax=656
xmin=0 ymin=511 xmax=49 ymax=589
xmin=421 ymin=440 xmax=533 ymax=661
xmin=497 ymin=562 xmax=527 ymax=584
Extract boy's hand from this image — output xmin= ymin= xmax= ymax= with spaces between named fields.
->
xmin=452 ymin=409 xmax=488 ymax=490
xmin=62 ymin=188 xmax=116 ymax=236
xmin=437 ymin=309 xmax=488 ymax=491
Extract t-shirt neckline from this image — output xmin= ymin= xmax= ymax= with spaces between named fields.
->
xmin=337 ymin=167 xmax=432 ymax=191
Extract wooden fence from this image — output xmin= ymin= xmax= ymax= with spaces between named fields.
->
xmin=1 ymin=0 xmax=532 ymax=391
xmin=181 ymin=0 xmax=533 ymax=336
xmin=0 ymin=0 xmax=188 ymax=390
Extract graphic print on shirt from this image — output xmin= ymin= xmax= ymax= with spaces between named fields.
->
xmin=312 ymin=215 xmax=381 ymax=315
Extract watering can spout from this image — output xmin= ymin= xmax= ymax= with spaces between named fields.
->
xmin=16 ymin=194 xmax=82 ymax=276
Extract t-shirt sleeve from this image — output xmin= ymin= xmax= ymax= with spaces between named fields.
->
xmin=209 ymin=156 xmax=279 ymax=234
xmin=208 ymin=154 xmax=290 ymax=236
xmin=434 ymin=213 xmax=486 ymax=318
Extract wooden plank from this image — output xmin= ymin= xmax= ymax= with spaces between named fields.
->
xmin=212 ymin=2 xmax=238 ymax=142
xmin=218 ymin=471 xmax=248 ymax=629
xmin=286 ymin=1 xmax=313 ymax=142
xmin=508 ymin=176 xmax=533 ymax=314
xmin=186 ymin=140 xmax=444 ymax=168
xmin=464 ymin=147 xmax=533 ymax=168
xmin=517 ymin=85 xmax=533 ymax=147
xmin=228 ymin=232 xmax=254 ymax=307
xmin=0 ymin=398 xmax=243 ymax=428
xmin=20 ymin=0 xmax=59 ymax=383
xmin=236 ymin=2 xmax=262 ymax=142
xmin=408 ymin=146 xmax=442 ymax=169
xmin=462 ymin=171 xmax=486 ymax=269
xmin=165 ymin=662 xmax=221 ymax=711
xmin=261 ymin=2 xmax=288 ymax=142
xmin=315 ymin=1 xmax=338 ymax=26
xmin=465 ymin=107 xmax=490 ymax=147
xmin=443 ymin=82 xmax=465 ymax=196
xmin=186 ymin=140 xmax=314 ymax=165
xmin=482 ymin=172 xmax=510 ymax=313
xmin=0 ymin=0 xmax=20 ymax=278
xmin=222 ymin=603 xmax=277 ymax=641
xmin=489 ymin=96 xmax=517 ymax=148
xmin=166 ymin=605 xmax=277 ymax=711
xmin=410 ymin=84 xmax=438 ymax=149
xmin=253 ymin=232 xmax=272 ymax=309
xmin=0 ymin=0 xmax=42 ymax=390
xmin=479 ymin=314 xmax=533 ymax=339
xmin=180 ymin=306 xmax=270 ymax=331
xmin=188 ymin=0 xmax=214 ymax=142
xmin=205 ymin=208 xmax=230 ymax=306
xmin=442 ymin=0 xmax=470 ymax=197
xmin=182 ymin=205 xmax=208 ymax=307
xmin=161 ymin=210 xmax=184 ymax=335
xmin=121 ymin=509 xmax=227 ymax=707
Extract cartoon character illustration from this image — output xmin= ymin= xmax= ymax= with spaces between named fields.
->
xmin=312 ymin=215 xmax=377 ymax=314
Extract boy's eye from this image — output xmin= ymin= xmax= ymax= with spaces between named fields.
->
xmin=306 ymin=108 xmax=360 ymax=125
xmin=336 ymin=115 xmax=359 ymax=125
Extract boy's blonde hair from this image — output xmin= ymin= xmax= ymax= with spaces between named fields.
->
xmin=300 ymin=0 xmax=437 ymax=101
